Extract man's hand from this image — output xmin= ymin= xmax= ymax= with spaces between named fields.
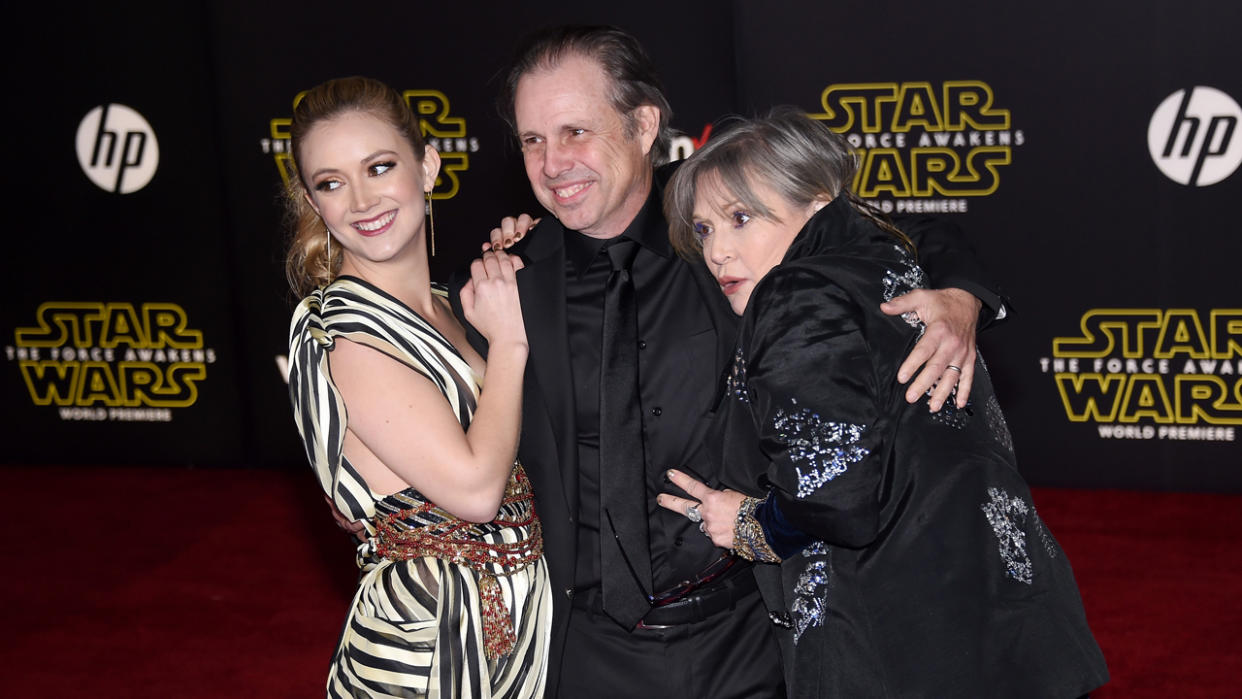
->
xmin=880 ymin=288 xmax=982 ymax=411
xmin=484 ymin=213 xmax=541 ymax=252
xmin=324 ymin=494 xmax=368 ymax=544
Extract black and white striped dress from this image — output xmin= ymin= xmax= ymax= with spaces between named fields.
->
xmin=288 ymin=276 xmax=550 ymax=698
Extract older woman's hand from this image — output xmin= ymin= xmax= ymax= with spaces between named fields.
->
xmin=657 ymin=469 xmax=747 ymax=550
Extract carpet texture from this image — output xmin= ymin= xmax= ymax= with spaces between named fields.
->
xmin=3 ymin=465 xmax=1238 ymax=697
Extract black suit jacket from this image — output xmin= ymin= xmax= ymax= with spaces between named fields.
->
xmin=449 ymin=183 xmax=739 ymax=695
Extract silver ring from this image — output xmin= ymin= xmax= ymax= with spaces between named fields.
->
xmin=946 ymin=365 xmax=962 ymax=373
xmin=699 ymin=522 xmax=707 ymax=534
xmin=686 ymin=506 xmax=702 ymax=523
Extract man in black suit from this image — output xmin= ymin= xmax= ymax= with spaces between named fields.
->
xmin=452 ymin=25 xmax=1006 ymax=698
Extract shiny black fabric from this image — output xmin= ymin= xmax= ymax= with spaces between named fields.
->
xmin=712 ymin=198 xmax=1110 ymax=698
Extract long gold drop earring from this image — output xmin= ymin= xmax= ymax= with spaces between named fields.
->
xmin=425 ymin=191 xmax=436 ymax=257
xmin=324 ymin=227 xmax=333 ymax=282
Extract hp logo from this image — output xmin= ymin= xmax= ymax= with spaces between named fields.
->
xmin=1147 ymin=86 xmax=1241 ymax=187
xmin=76 ymin=104 xmax=160 ymax=194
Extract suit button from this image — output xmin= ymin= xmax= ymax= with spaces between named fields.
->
xmin=565 ymin=588 xmax=575 ymax=600
xmin=651 ymin=407 xmax=662 ymax=416
xmin=674 ymin=536 xmax=684 ymax=546
xmin=638 ymin=340 xmax=647 ymax=350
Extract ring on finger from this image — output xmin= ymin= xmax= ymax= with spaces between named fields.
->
xmin=946 ymin=365 xmax=962 ymax=373
xmin=699 ymin=522 xmax=707 ymax=534
xmin=686 ymin=506 xmax=702 ymax=523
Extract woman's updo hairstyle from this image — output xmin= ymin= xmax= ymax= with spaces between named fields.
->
xmin=282 ymin=76 xmax=427 ymax=297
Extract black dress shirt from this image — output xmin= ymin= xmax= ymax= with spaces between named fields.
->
xmin=563 ymin=189 xmax=728 ymax=595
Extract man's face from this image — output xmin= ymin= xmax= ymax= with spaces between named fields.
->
xmin=513 ymin=53 xmax=658 ymax=239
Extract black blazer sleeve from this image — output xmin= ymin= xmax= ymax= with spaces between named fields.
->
xmin=892 ymin=213 xmax=1011 ymax=329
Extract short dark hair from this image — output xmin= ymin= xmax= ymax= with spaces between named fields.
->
xmin=497 ymin=24 xmax=675 ymax=166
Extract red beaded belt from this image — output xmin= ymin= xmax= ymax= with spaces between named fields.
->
xmin=373 ymin=465 xmax=543 ymax=661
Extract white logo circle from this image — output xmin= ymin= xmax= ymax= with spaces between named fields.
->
xmin=76 ymin=104 xmax=160 ymax=194
xmin=1147 ymin=86 xmax=1242 ymax=187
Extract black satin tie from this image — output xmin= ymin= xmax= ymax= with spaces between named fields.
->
xmin=598 ymin=238 xmax=652 ymax=628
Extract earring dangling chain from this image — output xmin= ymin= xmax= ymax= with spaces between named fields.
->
xmin=325 ymin=227 xmax=333 ymax=280
xmin=426 ymin=191 xmax=436 ymax=257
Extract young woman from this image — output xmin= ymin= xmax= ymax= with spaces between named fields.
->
xmin=284 ymin=76 xmax=549 ymax=698
xmin=658 ymin=107 xmax=1108 ymax=698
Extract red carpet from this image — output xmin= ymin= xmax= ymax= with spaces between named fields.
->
xmin=3 ymin=465 xmax=1239 ymax=697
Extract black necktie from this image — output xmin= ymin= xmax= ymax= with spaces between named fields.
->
xmin=598 ymin=238 xmax=652 ymax=628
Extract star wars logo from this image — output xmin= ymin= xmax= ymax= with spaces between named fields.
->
xmin=260 ymin=89 xmax=479 ymax=200
xmin=809 ymin=81 xmax=1025 ymax=214
xmin=1038 ymin=308 xmax=1242 ymax=442
xmin=5 ymin=302 xmax=218 ymax=423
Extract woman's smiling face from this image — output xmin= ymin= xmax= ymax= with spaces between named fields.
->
xmin=300 ymin=110 xmax=439 ymax=272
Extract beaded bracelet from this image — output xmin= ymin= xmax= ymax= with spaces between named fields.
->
xmin=733 ymin=495 xmax=782 ymax=563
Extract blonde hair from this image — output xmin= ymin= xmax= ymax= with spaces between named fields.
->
xmin=283 ymin=76 xmax=428 ymax=297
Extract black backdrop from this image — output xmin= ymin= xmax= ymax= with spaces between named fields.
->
xmin=5 ymin=1 xmax=1239 ymax=492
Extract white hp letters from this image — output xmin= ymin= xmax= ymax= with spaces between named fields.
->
xmin=1147 ymin=87 xmax=1242 ymax=187
xmin=76 ymin=104 xmax=160 ymax=194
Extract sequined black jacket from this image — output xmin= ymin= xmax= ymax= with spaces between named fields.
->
xmin=711 ymin=197 xmax=1110 ymax=698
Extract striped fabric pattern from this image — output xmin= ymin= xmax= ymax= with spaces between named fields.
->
xmin=288 ymin=276 xmax=550 ymax=698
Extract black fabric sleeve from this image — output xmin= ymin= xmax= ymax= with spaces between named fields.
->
xmin=892 ymin=213 xmax=1011 ymax=328
xmin=742 ymin=268 xmax=887 ymax=549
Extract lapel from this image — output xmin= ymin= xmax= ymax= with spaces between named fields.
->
xmin=652 ymin=159 xmax=740 ymax=379
xmin=688 ymin=255 xmax=739 ymax=379
xmin=515 ymin=220 xmax=580 ymax=518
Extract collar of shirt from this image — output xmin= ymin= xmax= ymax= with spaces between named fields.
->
xmin=564 ymin=184 xmax=672 ymax=279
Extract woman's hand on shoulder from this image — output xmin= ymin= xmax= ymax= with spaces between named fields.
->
xmin=485 ymin=213 xmax=540 ymax=252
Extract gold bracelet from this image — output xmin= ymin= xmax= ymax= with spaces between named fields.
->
xmin=733 ymin=495 xmax=782 ymax=563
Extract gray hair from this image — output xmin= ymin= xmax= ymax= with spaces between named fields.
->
xmin=665 ymin=106 xmax=908 ymax=259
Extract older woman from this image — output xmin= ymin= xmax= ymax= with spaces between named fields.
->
xmin=657 ymin=107 xmax=1108 ymax=698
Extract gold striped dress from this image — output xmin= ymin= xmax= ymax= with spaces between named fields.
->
xmin=287 ymin=276 xmax=551 ymax=698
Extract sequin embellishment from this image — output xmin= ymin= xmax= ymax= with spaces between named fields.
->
xmin=773 ymin=400 xmax=870 ymax=498
xmin=1034 ymin=511 xmax=1058 ymax=559
xmin=726 ymin=346 xmax=752 ymax=403
xmin=881 ymin=261 xmax=928 ymax=332
xmin=929 ymin=392 xmax=973 ymax=428
xmin=791 ymin=550 xmax=832 ymax=643
xmin=981 ymin=487 xmax=1034 ymax=584
xmin=984 ymin=394 xmax=1014 ymax=453
xmin=803 ymin=541 xmax=829 ymax=556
